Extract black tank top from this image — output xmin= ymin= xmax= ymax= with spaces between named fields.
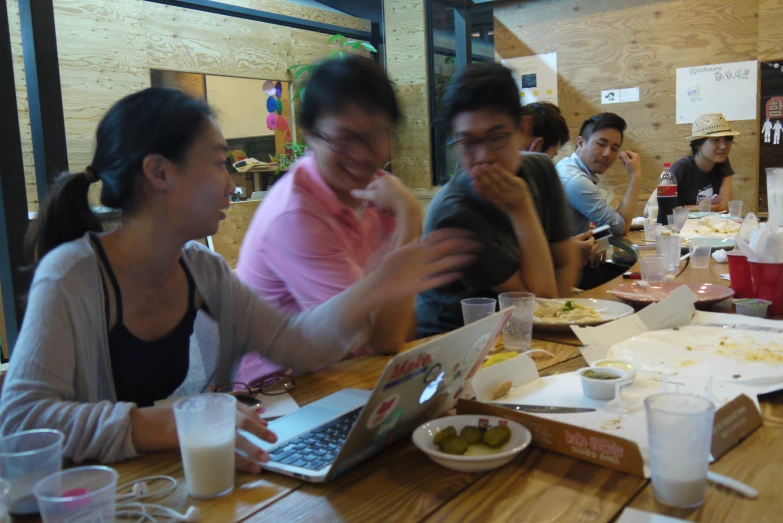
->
xmin=90 ymin=234 xmax=197 ymax=407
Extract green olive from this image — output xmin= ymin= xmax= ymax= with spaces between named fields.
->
xmin=482 ymin=425 xmax=511 ymax=448
xmin=459 ymin=425 xmax=483 ymax=444
xmin=433 ymin=426 xmax=457 ymax=445
xmin=439 ymin=435 xmax=469 ymax=455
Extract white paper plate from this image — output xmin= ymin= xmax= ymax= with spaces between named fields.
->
xmin=533 ymin=298 xmax=634 ymax=332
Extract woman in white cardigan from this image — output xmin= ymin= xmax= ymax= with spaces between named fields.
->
xmin=0 ymin=87 xmax=477 ymax=473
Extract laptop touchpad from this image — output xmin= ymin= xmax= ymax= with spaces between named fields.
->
xmin=242 ymin=405 xmax=341 ymax=451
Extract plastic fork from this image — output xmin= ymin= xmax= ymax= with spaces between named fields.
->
xmin=636 ymin=280 xmax=651 ymax=289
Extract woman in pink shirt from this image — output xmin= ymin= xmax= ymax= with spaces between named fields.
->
xmin=236 ymin=55 xmax=423 ymax=384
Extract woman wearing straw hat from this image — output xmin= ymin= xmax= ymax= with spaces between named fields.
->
xmin=673 ymin=112 xmax=739 ymax=212
xmin=645 ymin=112 xmax=739 ymax=217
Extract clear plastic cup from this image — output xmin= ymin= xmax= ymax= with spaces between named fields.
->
xmin=461 ymin=298 xmax=496 ymax=325
xmin=672 ymin=207 xmax=688 ymax=232
xmin=656 ymin=234 xmax=680 ymax=272
xmin=697 ymin=195 xmax=711 ymax=212
xmin=498 ymin=292 xmax=534 ymax=352
xmin=0 ymin=429 xmax=64 ymax=515
xmin=641 ymin=255 xmax=666 ymax=284
xmin=33 ymin=466 xmax=117 ymax=523
xmin=728 ymin=200 xmax=743 ymax=218
xmin=646 ymin=393 xmax=715 ymax=508
xmin=689 ymin=238 xmax=712 ymax=269
xmin=0 ymin=478 xmax=10 ymax=523
xmin=667 ymin=214 xmax=674 ymax=227
xmin=643 ymin=220 xmax=662 ymax=242
xmin=174 ymin=394 xmax=237 ymax=499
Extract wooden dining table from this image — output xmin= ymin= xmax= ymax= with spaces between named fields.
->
xmin=16 ymin=231 xmax=782 ymax=522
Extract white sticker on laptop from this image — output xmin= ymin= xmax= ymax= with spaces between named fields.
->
xmin=366 ymin=393 xmax=400 ymax=429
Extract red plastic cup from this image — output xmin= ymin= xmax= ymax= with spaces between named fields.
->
xmin=727 ymin=251 xmax=753 ymax=299
xmin=749 ymin=261 xmax=783 ymax=315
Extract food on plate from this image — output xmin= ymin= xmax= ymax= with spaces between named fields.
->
xmin=433 ymin=423 xmax=511 ymax=455
xmin=490 ymin=380 xmax=513 ymax=400
xmin=534 ymin=300 xmax=601 ymax=323
xmin=459 ymin=426 xmax=484 ymax=444
xmin=483 ymin=352 xmax=519 ymax=368
xmin=582 ymin=369 xmax=621 ymax=380
xmin=686 ymin=216 xmax=740 ymax=236
xmin=482 ymin=425 xmax=511 ymax=448
xmin=433 ymin=426 xmax=456 ymax=445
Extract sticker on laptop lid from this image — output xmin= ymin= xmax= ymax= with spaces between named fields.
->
xmin=382 ymin=353 xmax=433 ymax=390
xmin=366 ymin=394 xmax=399 ymax=430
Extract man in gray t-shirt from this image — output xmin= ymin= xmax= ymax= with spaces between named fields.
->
xmin=416 ymin=63 xmax=580 ymax=337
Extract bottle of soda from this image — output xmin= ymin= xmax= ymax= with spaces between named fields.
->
xmin=656 ymin=162 xmax=677 ymax=225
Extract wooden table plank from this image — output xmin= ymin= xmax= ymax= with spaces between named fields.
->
xmin=424 ymin=448 xmax=646 ymax=523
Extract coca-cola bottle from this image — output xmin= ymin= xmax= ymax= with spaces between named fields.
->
xmin=656 ymin=162 xmax=677 ymax=225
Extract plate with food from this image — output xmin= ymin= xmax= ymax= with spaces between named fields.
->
xmin=607 ymin=282 xmax=734 ymax=306
xmin=533 ymin=298 xmax=634 ymax=332
xmin=677 ymin=216 xmax=738 ymax=248
xmin=412 ymin=414 xmax=532 ymax=472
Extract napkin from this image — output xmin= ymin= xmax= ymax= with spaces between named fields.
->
xmin=712 ymin=249 xmax=728 ymax=263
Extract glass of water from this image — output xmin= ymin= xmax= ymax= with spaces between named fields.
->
xmin=644 ymin=220 xmax=662 ymax=242
xmin=641 ymin=255 xmax=666 ymax=284
xmin=498 ymin=292 xmax=534 ymax=352
xmin=728 ymin=200 xmax=743 ymax=218
xmin=689 ymin=238 xmax=712 ymax=269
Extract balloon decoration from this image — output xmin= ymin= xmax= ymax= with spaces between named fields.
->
xmin=264 ymin=81 xmax=287 ymax=133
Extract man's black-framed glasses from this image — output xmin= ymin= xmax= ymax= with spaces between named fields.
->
xmin=448 ymin=132 xmax=513 ymax=155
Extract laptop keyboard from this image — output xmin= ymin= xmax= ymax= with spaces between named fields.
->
xmin=268 ymin=406 xmax=362 ymax=471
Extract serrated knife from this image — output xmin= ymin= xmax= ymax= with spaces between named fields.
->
xmin=496 ymin=403 xmax=595 ymax=414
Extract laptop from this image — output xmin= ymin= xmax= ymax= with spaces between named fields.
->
xmin=242 ymin=309 xmax=511 ymax=483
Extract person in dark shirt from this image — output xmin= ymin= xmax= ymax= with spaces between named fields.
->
xmin=416 ymin=63 xmax=581 ymax=338
xmin=673 ymin=112 xmax=738 ymax=212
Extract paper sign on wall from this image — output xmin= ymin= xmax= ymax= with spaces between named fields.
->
xmin=676 ymin=60 xmax=758 ymax=123
xmin=502 ymin=52 xmax=558 ymax=105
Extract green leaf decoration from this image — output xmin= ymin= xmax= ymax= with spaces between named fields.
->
xmin=329 ymin=49 xmax=339 ymax=57
xmin=294 ymin=66 xmax=311 ymax=80
xmin=327 ymin=34 xmax=345 ymax=45
xmin=352 ymin=41 xmax=362 ymax=50
xmin=361 ymin=42 xmax=378 ymax=52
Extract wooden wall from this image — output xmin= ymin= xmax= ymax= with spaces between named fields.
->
xmin=384 ymin=0 xmax=433 ymax=191
xmin=495 ymin=0 xmax=764 ymax=213
xmin=7 ymin=0 xmax=370 ymax=210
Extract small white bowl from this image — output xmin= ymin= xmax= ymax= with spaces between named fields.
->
xmin=579 ymin=367 xmax=629 ymax=400
xmin=592 ymin=358 xmax=638 ymax=380
xmin=412 ymin=415 xmax=532 ymax=473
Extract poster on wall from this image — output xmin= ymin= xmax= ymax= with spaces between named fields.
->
xmin=675 ymin=60 xmax=758 ymax=124
xmin=502 ymin=52 xmax=558 ymax=105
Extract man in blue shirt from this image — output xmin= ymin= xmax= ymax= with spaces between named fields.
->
xmin=556 ymin=113 xmax=642 ymax=237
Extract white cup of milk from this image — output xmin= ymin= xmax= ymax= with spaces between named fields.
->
xmin=174 ymin=394 xmax=237 ymax=499
xmin=645 ymin=393 xmax=715 ymax=508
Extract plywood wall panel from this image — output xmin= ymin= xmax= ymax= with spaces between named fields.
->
xmin=384 ymin=0 xmax=432 ymax=191
xmin=759 ymin=0 xmax=783 ymax=61
xmin=495 ymin=0 xmax=761 ymax=212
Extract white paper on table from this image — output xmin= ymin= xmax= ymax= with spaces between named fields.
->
xmin=572 ymin=286 xmax=697 ymax=348
xmin=676 ymin=60 xmax=758 ymax=123
xmin=617 ymin=508 xmax=690 ymax=523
